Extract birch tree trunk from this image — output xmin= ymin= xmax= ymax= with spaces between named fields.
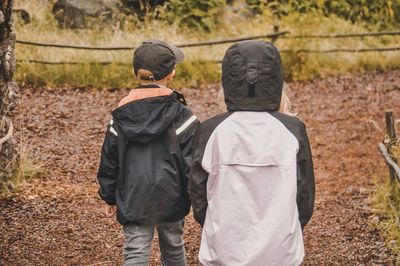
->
xmin=0 ymin=0 xmax=19 ymax=185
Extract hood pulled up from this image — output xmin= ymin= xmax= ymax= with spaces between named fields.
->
xmin=222 ymin=40 xmax=284 ymax=111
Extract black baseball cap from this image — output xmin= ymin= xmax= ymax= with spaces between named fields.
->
xmin=133 ymin=39 xmax=184 ymax=81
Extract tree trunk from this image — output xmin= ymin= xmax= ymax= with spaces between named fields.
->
xmin=0 ymin=0 xmax=19 ymax=185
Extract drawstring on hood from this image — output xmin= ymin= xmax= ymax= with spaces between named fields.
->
xmin=222 ymin=40 xmax=284 ymax=111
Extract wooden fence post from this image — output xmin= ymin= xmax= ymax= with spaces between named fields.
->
xmin=271 ymin=23 xmax=280 ymax=44
xmin=385 ymin=110 xmax=398 ymax=182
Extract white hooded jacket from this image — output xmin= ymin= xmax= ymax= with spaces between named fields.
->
xmin=189 ymin=41 xmax=315 ymax=266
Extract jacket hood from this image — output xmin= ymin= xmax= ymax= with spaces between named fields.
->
xmin=222 ymin=40 xmax=284 ymax=111
xmin=111 ymin=94 xmax=180 ymax=143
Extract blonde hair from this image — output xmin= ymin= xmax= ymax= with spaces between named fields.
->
xmin=217 ymin=82 xmax=296 ymax=115
xmin=135 ymin=69 xmax=174 ymax=85
xmin=217 ymin=86 xmax=226 ymax=112
xmin=278 ymin=82 xmax=296 ymax=115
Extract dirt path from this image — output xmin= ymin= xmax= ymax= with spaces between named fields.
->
xmin=1 ymin=71 xmax=399 ymax=265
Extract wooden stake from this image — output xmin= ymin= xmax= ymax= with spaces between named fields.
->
xmin=385 ymin=110 xmax=398 ymax=182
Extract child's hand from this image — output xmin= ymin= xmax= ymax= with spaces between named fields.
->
xmin=105 ymin=206 xmax=116 ymax=217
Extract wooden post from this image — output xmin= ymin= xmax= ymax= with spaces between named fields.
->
xmin=271 ymin=24 xmax=279 ymax=44
xmin=385 ymin=110 xmax=398 ymax=182
xmin=270 ymin=2 xmax=282 ymax=44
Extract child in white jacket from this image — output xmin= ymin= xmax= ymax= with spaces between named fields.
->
xmin=189 ymin=40 xmax=315 ymax=266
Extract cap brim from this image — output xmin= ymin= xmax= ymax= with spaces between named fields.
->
xmin=169 ymin=44 xmax=184 ymax=63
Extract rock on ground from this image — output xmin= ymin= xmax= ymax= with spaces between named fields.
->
xmin=52 ymin=0 xmax=118 ymax=29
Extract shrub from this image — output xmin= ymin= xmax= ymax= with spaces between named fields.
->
xmin=161 ymin=0 xmax=225 ymax=32
xmin=247 ymin=0 xmax=400 ymax=28
xmin=371 ymin=177 xmax=400 ymax=263
xmin=371 ymin=142 xmax=400 ymax=263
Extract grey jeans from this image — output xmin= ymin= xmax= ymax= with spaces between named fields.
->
xmin=123 ymin=219 xmax=186 ymax=266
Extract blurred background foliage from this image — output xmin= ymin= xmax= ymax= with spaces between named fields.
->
xmin=119 ymin=0 xmax=400 ymax=32
xmin=247 ymin=0 xmax=400 ymax=29
xmin=12 ymin=0 xmax=400 ymax=88
xmin=162 ymin=0 xmax=225 ymax=32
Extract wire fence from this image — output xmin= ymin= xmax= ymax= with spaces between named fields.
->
xmin=16 ymin=31 xmax=290 ymax=50
xmin=17 ymin=45 xmax=400 ymax=66
xmin=279 ymin=30 xmax=400 ymax=39
xmin=281 ymin=46 xmax=400 ymax=53
xmin=16 ymin=59 xmax=130 ymax=66
xmin=16 ymin=30 xmax=400 ymax=65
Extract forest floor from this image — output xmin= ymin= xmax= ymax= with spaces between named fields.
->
xmin=1 ymin=70 xmax=400 ymax=265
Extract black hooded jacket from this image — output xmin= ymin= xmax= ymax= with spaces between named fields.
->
xmin=97 ymin=89 xmax=199 ymax=225
xmin=189 ymin=41 xmax=315 ymax=230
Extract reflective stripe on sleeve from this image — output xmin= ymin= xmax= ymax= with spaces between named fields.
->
xmin=109 ymin=126 xmax=118 ymax=136
xmin=176 ymin=115 xmax=197 ymax=135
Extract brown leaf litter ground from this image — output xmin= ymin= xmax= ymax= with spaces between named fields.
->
xmin=1 ymin=70 xmax=400 ymax=265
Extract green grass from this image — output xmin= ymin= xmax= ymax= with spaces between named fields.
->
xmin=371 ymin=143 xmax=400 ymax=264
xmin=1 ymin=150 xmax=45 ymax=193
xmin=13 ymin=0 xmax=400 ymax=88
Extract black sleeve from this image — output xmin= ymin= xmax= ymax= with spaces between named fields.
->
xmin=269 ymin=111 xmax=315 ymax=230
xmin=173 ymin=107 xmax=199 ymax=212
xmin=296 ymin=123 xmax=315 ymax=230
xmin=97 ymin=122 xmax=119 ymax=205
xmin=177 ymin=115 xmax=200 ymax=182
xmin=189 ymin=112 xmax=233 ymax=226
xmin=189 ymin=130 xmax=209 ymax=226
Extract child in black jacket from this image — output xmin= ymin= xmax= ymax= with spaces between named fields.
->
xmin=97 ymin=40 xmax=199 ymax=266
